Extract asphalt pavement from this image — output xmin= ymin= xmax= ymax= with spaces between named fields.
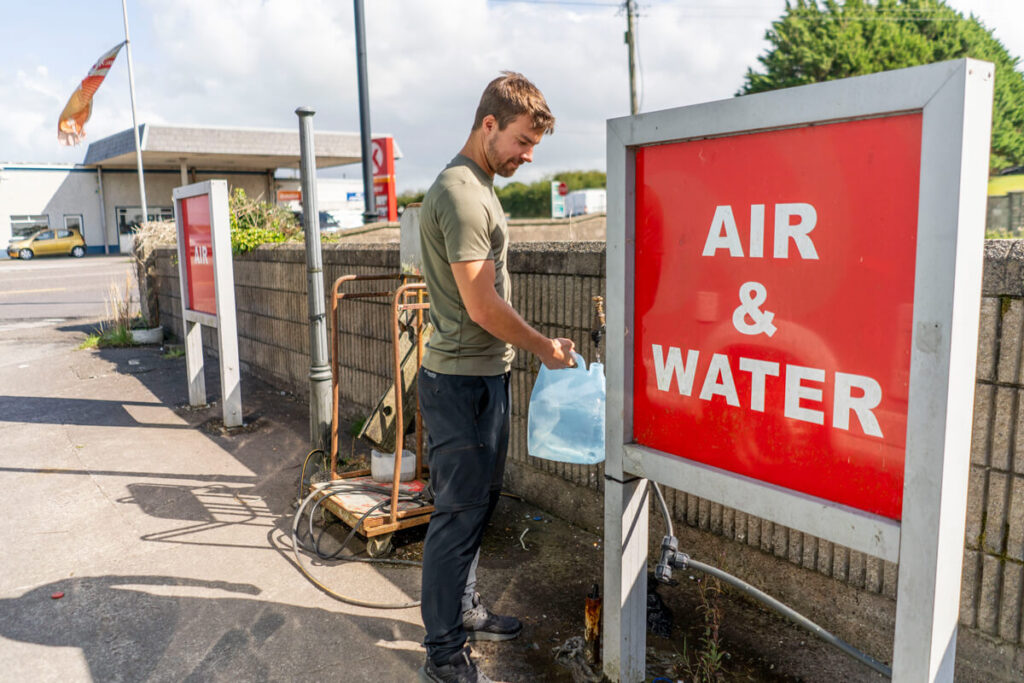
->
xmin=0 ymin=255 xmax=136 ymax=326
xmin=0 ymin=318 xmax=434 ymax=681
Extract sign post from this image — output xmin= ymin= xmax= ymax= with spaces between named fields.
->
xmin=551 ymin=180 xmax=568 ymax=219
xmin=173 ymin=179 xmax=242 ymax=428
xmin=604 ymin=60 xmax=993 ymax=682
xmin=372 ymin=136 xmax=398 ymax=222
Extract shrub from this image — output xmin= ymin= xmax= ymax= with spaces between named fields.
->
xmin=229 ymin=188 xmax=301 ymax=254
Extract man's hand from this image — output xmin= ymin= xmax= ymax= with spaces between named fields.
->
xmin=540 ymin=337 xmax=576 ymax=369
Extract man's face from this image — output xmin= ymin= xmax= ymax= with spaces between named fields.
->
xmin=483 ymin=114 xmax=545 ymax=178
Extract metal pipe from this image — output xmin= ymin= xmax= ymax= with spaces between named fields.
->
xmin=353 ymin=0 xmax=377 ymax=224
xmin=328 ymin=272 xmax=399 ymax=479
xmin=329 ymin=275 xmax=351 ymax=479
xmin=391 ymin=285 xmax=404 ymax=524
xmin=96 ymin=166 xmax=109 ymax=255
xmin=585 ymin=584 xmax=602 ymax=666
xmin=680 ymin=556 xmax=892 ymax=677
xmin=391 ymin=282 xmax=428 ymax=521
xmin=415 ymin=287 xmax=425 ymax=481
xmin=296 ymin=107 xmax=333 ymax=454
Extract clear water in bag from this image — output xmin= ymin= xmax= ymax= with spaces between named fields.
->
xmin=527 ymin=352 xmax=605 ymax=464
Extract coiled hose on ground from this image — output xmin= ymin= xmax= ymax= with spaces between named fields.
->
xmin=289 ymin=449 xmax=426 ymax=609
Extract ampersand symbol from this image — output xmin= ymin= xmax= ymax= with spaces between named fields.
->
xmin=732 ymin=281 xmax=776 ymax=337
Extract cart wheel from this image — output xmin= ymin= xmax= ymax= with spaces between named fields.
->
xmin=366 ymin=533 xmax=394 ymax=558
xmin=318 ymin=506 xmax=338 ymax=526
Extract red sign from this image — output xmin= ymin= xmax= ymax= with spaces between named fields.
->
xmin=632 ymin=114 xmax=922 ymax=520
xmin=180 ymin=194 xmax=216 ymax=315
xmin=558 ymin=182 xmax=568 ymax=196
xmin=276 ymin=189 xmax=301 ymax=202
xmin=372 ymin=136 xmax=397 ymax=222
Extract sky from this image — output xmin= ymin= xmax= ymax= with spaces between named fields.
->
xmin=1 ymin=0 xmax=1021 ymax=191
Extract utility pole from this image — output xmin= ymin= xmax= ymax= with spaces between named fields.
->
xmin=624 ymin=0 xmax=638 ymax=116
xmin=353 ymin=0 xmax=377 ymax=225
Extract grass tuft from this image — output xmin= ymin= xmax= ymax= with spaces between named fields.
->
xmin=78 ymin=334 xmax=100 ymax=350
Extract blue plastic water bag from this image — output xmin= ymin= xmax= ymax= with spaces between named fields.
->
xmin=527 ymin=352 xmax=605 ymax=464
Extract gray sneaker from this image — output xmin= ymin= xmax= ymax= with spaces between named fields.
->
xmin=418 ymin=646 xmax=494 ymax=683
xmin=462 ymin=592 xmax=522 ymax=642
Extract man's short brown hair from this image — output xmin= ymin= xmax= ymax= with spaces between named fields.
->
xmin=472 ymin=71 xmax=555 ymax=134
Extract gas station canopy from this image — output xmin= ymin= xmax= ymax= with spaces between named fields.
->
xmin=82 ymin=124 xmax=401 ymax=171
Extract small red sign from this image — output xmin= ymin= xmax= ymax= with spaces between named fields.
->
xmin=181 ymin=194 xmax=216 ymax=315
xmin=372 ymin=137 xmax=397 ymax=222
xmin=276 ymin=189 xmax=301 ymax=202
xmin=558 ymin=182 xmax=568 ymax=196
xmin=632 ymin=114 xmax=922 ymax=520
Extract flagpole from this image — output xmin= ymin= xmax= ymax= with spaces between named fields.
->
xmin=121 ymin=0 xmax=148 ymax=225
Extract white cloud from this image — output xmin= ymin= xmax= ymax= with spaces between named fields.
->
xmin=1 ymin=0 xmax=1019 ymax=189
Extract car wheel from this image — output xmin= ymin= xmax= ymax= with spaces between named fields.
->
xmin=71 ymin=246 xmax=85 ymax=258
xmin=18 ymin=249 xmax=33 ymax=260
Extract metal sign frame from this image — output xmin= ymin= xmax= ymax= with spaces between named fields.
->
xmin=173 ymin=179 xmax=242 ymax=428
xmin=604 ymin=59 xmax=993 ymax=682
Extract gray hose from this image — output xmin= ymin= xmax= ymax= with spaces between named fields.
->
xmin=682 ymin=556 xmax=892 ymax=678
xmin=649 ymin=481 xmax=673 ymax=538
xmin=290 ymin=481 xmax=422 ymax=609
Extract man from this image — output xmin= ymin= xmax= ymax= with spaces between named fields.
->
xmin=417 ymin=72 xmax=576 ymax=683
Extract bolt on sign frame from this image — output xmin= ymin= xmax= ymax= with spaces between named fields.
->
xmin=603 ymin=59 xmax=993 ymax=682
xmin=173 ymin=180 xmax=242 ymax=428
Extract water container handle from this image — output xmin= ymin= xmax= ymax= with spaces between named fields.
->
xmin=568 ymin=351 xmax=586 ymax=372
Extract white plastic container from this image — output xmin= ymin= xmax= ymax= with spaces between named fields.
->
xmin=371 ymin=448 xmax=416 ymax=482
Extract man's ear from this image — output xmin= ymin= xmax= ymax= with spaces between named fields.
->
xmin=481 ymin=114 xmax=497 ymax=134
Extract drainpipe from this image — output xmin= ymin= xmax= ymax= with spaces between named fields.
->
xmin=97 ymin=166 xmax=109 ymax=255
xmin=296 ymin=107 xmax=333 ymax=453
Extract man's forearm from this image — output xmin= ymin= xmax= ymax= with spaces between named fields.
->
xmin=471 ymin=296 xmax=553 ymax=359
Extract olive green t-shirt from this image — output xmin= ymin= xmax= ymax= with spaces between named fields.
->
xmin=419 ymin=155 xmax=514 ymax=376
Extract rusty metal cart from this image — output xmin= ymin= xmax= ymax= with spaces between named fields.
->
xmin=310 ymin=273 xmax=433 ymax=557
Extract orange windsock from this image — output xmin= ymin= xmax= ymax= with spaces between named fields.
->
xmin=57 ymin=42 xmax=124 ymax=146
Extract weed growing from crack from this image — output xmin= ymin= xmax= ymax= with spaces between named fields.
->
xmin=680 ymin=573 xmax=728 ymax=682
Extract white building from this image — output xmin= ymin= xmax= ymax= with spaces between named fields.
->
xmin=1 ymin=124 xmax=399 ymax=256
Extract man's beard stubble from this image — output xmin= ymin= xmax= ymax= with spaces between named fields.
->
xmin=486 ymin=137 xmax=520 ymax=178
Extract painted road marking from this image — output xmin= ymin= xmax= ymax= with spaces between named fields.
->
xmin=0 ymin=287 xmax=66 ymax=296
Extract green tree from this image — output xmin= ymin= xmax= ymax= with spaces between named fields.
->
xmin=397 ymin=189 xmax=425 ymax=210
xmin=739 ymin=0 xmax=1024 ymax=170
xmin=496 ymin=170 xmax=607 ymax=218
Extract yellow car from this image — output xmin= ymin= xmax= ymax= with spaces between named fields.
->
xmin=7 ymin=228 xmax=87 ymax=260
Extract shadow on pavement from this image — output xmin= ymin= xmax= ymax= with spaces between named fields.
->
xmin=0 ymin=396 xmax=192 ymax=429
xmin=0 ymin=575 xmax=423 ymax=681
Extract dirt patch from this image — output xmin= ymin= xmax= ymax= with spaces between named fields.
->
xmin=304 ymin=485 xmax=881 ymax=682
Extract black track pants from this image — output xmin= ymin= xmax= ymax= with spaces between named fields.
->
xmin=418 ymin=369 xmax=510 ymax=665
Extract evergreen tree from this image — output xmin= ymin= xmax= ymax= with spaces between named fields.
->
xmin=739 ymin=0 xmax=1024 ymax=170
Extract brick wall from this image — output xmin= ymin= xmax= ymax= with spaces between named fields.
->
xmin=154 ymin=239 xmax=1024 ymax=679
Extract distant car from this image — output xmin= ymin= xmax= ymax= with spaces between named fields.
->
xmin=7 ymin=228 xmax=87 ymax=260
xmin=291 ymin=210 xmax=344 ymax=231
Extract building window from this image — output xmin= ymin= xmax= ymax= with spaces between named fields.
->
xmin=10 ymin=214 xmax=49 ymax=239
xmin=116 ymin=206 xmax=173 ymax=235
xmin=64 ymin=215 xmax=83 ymax=233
